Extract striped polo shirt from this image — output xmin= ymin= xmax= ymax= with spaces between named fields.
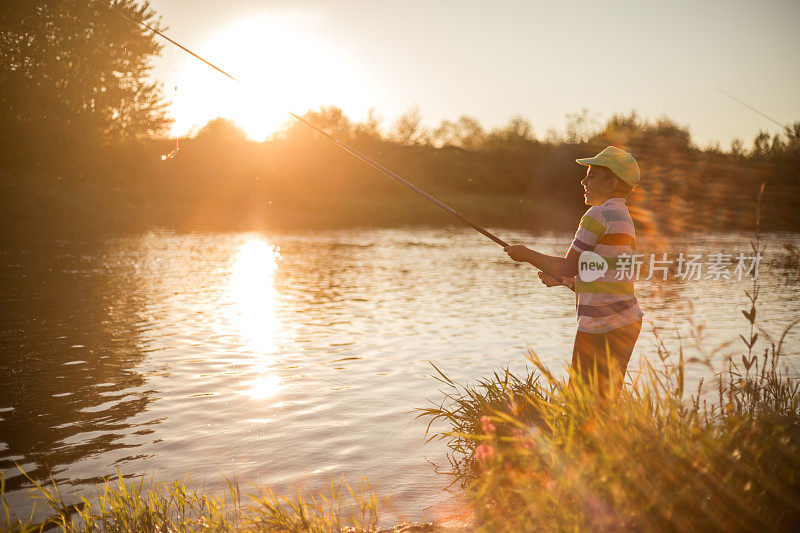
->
xmin=570 ymin=197 xmax=644 ymax=333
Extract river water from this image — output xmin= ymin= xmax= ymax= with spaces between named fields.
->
xmin=1 ymin=228 xmax=799 ymax=525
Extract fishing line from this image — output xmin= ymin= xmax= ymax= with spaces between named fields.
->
xmin=161 ymin=47 xmax=180 ymax=160
xmin=716 ymin=87 xmax=789 ymax=130
xmin=107 ymin=1 xmax=572 ymax=288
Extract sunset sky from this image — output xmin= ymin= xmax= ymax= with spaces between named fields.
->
xmin=147 ymin=0 xmax=799 ymax=147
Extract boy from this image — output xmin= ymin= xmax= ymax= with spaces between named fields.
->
xmin=504 ymin=146 xmax=643 ymax=403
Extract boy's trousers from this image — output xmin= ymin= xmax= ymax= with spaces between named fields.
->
xmin=569 ymin=318 xmax=642 ymax=402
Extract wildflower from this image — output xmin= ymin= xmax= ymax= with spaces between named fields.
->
xmin=585 ymin=493 xmax=616 ymax=529
xmin=511 ymin=427 xmax=536 ymax=449
xmin=480 ymin=415 xmax=496 ymax=434
xmin=474 ymin=444 xmax=495 ymax=462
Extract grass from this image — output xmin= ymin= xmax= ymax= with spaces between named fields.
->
xmin=417 ymin=331 xmax=800 ymax=531
xmin=1 ymin=472 xmax=386 ymax=532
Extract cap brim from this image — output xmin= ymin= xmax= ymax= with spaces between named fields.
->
xmin=575 ymin=157 xmax=601 ymax=166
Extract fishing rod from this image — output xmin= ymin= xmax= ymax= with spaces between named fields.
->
xmin=110 ymin=2 xmax=572 ymax=288
xmin=286 ymin=112 xmax=512 ymax=248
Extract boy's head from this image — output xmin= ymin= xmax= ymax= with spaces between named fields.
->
xmin=575 ymin=146 xmax=640 ymax=206
xmin=580 ymin=165 xmax=631 ymax=205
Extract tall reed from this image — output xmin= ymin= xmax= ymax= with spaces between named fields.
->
xmin=419 ymin=328 xmax=799 ymax=531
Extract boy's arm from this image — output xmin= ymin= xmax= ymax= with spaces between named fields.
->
xmin=539 ymin=271 xmax=575 ymax=289
xmin=504 ymin=245 xmax=580 ymax=278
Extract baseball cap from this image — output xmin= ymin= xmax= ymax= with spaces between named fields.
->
xmin=576 ymin=146 xmax=640 ymax=189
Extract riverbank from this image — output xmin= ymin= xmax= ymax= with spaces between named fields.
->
xmin=0 ymin=169 xmax=571 ymax=238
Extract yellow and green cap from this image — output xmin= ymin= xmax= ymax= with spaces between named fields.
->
xmin=576 ymin=146 xmax=640 ymax=189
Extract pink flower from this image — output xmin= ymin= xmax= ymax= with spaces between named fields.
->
xmin=480 ymin=416 xmax=496 ymax=434
xmin=512 ymin=428 xmax=535 ymax=449
xmin=474 ymin=444 xmax=495 ymax=462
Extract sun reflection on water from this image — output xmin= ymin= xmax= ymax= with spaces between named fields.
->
xmin=244 ymin=374 xmax=282 ymax=400
xmin=228 ymin=238 xmax=283 ymax=399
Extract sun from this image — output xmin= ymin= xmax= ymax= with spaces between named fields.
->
xmin=169 ymin=13 xmax=371 ymax=141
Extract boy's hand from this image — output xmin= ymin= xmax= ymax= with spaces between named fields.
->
xmin=538 ymin=271 xmax=562 ymax=287
xmin=503 ymin=245 xmax=531 ymax=263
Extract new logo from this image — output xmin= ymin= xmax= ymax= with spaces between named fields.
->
xmin=578 ymin=251 xmax=608 ymax=282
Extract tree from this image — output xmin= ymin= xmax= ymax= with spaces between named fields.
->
xmin=730 ymin=138 xmax=746 ymax=159
xmin=786 ymin=122 xmax=800 ymax=149
xmin=283 ymin=106 xmax=354 ymax=141
xmin=390 ymin=104 xmax=424 ymax=145
xmin=486 ymin=116 xmax=534 ymax=146
xmin=564 ymin=108 xmax=599 ymax=144
xmin=432 ymin=119 xmax=457 ymax=147
xmin=194 ymin=118 xmax=248 ymax=143
xmin=353 ymin=107 xmax=383 ymax=140
xmin=0 ymin=0 xmax=171 ymax=166
xmin=432 ymin=115 xmax=485 ymax=150
xmin=453 ymin=116 xmax=485 ymax=150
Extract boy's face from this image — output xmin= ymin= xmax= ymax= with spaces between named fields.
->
xmin=580 ymin=166 xmax=616 ymax=206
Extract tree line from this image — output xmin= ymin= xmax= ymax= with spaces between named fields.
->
xmin=1 ymin=1 xmax=798 ymax=236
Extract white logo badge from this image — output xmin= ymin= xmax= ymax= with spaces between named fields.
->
xmin=578 ymin=251 xmax=608 ymax=282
